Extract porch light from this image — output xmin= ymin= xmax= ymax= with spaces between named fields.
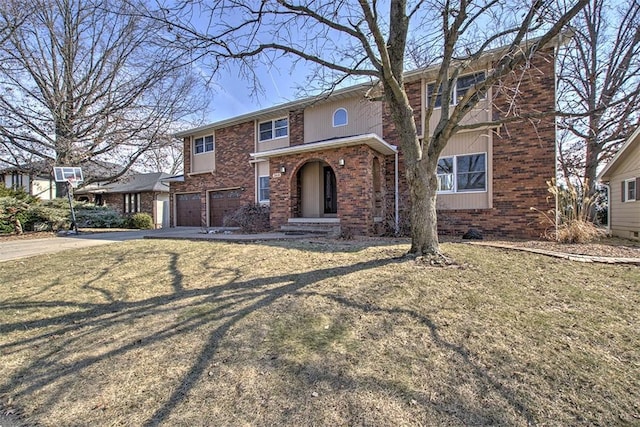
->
xmin=338 ymin=158 xmax=345 ymax=166
xmin=280 ymin=165 xmax=286 ymax=173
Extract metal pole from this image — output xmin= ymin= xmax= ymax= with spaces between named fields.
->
xmin=67 ymin=182 xmax=78 ymax=234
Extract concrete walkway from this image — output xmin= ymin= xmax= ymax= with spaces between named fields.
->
xmin=0 ymin=227 xmax=312 ymax=263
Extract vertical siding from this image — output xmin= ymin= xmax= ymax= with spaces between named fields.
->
xmin=190 ymin=132 xmax=216 ymax=173
xmin=191 ymin=152 xmax=215 ymax=173
xmin=257 ymin=161 xmax=269 ymax=176
xmin=426 ymin=97 xmax=491 ymax=136
xmin=304 ymin=97 xmax=383 ymax=143
xmin=436 ymin=130 xmax=491 ymax=210
xmin=607 ymin=138 xmax=640 ymax=238
xmin=301 ymin=162 xmax=322 ymax=217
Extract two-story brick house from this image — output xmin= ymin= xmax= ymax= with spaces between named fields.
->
xmin=171 ymin=47 xmax=556 ymax=238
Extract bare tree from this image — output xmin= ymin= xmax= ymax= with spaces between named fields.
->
xmin=155 ymin=0 xmax=587 ymax=256
xmin=557 ymin=0 xmax=640 ymax=191
xmin=0 ymin=0 xmax=205 ymax=196
xmin=137 ymin=135 xmax=185 ymax=176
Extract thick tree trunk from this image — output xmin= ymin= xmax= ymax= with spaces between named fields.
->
xmin=385 ymin=84 xmax=442 ymax=256
xmin=407 ymin=157 xmax=440 ymax=255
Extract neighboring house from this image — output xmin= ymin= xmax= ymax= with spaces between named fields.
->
xmin=598 ymin=126 xmax=640 ymax=240
xmin=76 ymin=172 xmax=171 ymax=229
xmin=171 ymin=47 xmax=557 ymax=238
xmin=0 ymin=160 xmax=125 ymax=200
xmin=0 ymin=163 xmax=56 ymax=200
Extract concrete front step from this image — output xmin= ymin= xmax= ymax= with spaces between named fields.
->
xmin=280 ymin=220 xmax=341 ymax=237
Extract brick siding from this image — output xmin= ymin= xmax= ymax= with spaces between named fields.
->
xmin=383 ymin=49 xmax=556 ymax=239
xmin=269 ymin=145 xmax=389 ymax=235
xmin=170 ymin=121 xmax=256 ymax=227
xmin=174 ymin=49 xmax=556 ymax=239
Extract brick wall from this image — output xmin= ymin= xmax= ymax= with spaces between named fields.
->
xmin=289 ymin=109 xmax=305 ymax=147
xmin=268 ymin=144 xmax=389 ymax=235
xmin=383 ymin=49 xmax=556 ymax=239
xmin=170 ymin=121 xmax=256 ymax=227
xmin=102 ymin=192 xmax=158 ymax=221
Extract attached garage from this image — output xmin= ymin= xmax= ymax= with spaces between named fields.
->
xmin=176 ymin=193 xmax=201 ymax=226
xmin=209 ymin=189 xmax=242 ymax=226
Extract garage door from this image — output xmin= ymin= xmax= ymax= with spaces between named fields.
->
xmin=176 ymin=193 xmax=201 ymax=226
xmin=209 ymin=189 xmax=242 ymax=227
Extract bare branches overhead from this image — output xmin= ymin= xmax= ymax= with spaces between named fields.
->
xmin=150 ymin=0 xmax=588 ymax=255
xmin=0 ymin=0 xmax=205 ymax=193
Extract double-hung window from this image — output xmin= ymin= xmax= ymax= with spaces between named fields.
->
xmin=194 ymin=135 xmax=214 ymax=154
xmin=124 ymin=193 xmax=140 ymax=213
xmin=259 ymin=118 xmax=288 ymax=142
xmin=427 ymin=71 xmax=486 ymax=108
xmin=258 ymin=176 xmax=270 ymax=203
xmin=623 ymin=179 xmax=637 ymax=202
xmin=437 ymin=153 xmax=487 ymax=193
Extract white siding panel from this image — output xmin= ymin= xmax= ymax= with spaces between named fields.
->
xmin=426 ymin=98 xmax=491 ymax=136
xmin=607 ymin=137 xmax=640 ymax=237
xmin=192 ymin=152 xmax=215 ymax=173
xmin=257 ymin=161 xmax=269 ymax=176
xmin=304 ymin=97 xmax=382 ymax=143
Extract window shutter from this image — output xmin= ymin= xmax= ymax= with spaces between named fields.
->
xmin=636 ymin=177 xmax=640 ymax=196
xmin=622 ymin=182 xmax=626 ymax=202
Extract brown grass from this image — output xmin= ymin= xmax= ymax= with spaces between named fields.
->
xmin=0 ymin=239 xmax=638 ymax=426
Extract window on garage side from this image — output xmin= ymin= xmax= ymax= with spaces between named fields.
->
xmin=194 ymin=135 xmax=214 ymax=154
xmin=259 ymin=118 xmax=288 ymax=142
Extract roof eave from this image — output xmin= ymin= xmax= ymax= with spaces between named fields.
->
xmin=250 ymin=134 xmax=397 ymax=159
xmin=597 ymin=126 xmax=640 ymax=182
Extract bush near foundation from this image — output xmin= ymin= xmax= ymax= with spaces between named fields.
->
xmin=127 ymin=213 xmax=154 ymax=229
xmin=223 ymin=204 xmax=270 ymax=233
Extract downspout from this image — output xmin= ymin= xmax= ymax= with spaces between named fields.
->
xmin=602 ymin=183 xmax=611 ymax=235
xmin=395 ymin=151 xmax=399 ymax=235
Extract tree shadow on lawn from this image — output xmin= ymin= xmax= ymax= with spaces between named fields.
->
xmin=0 ymin=250 xmax=533 ymax=426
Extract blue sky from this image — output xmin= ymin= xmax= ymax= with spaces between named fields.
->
xmin=206 ymin=59 xmax=309 ymax=123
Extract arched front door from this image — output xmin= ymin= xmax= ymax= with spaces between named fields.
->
xmin=299 ymin=161 xmax=337 ymax=218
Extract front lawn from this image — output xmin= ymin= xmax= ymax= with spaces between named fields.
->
xmin=0 ymin=239 xmax=638 ymax=426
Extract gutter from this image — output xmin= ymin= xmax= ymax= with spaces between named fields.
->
xmin=602 ymin=183 xmax=611 ymax=235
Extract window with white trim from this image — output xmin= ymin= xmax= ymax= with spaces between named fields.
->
xmin=624 ymin=178 xmax=636 ymax=202
xmin=333 ymin=108 xmax=348 ymax=127
xmin=258 ymin=176 xmax=270 ymax=202
xmin=259 ymin=118 xmax=288 ymax=142
xmin=427 ymin=71 xmax=486 ymax=108
xmin=124 ymin=193 xmax=141 ymax=213
xmin=194 ymin=135 xmax=214 ymax=154
xmin=437 ymin=153 xmax=487 ymax=193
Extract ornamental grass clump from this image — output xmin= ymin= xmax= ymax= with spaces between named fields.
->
xmin=532 ymin=178 xmax=606 ymax=243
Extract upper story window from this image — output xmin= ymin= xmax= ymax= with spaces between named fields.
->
xmin=259 ymin=117 xmax=288 ymax=142
xmin=194 ymin=135 xmax=214 ymax=154
xmin=623 ymin=178 xmax=637 ymax=202
xmin=427 ymin=71 xmax=486 ymax=109
xmin=333 ymin=108 xmax=348 ymax=127
xmin=437 ymin=153 xmax=487 ymax=193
